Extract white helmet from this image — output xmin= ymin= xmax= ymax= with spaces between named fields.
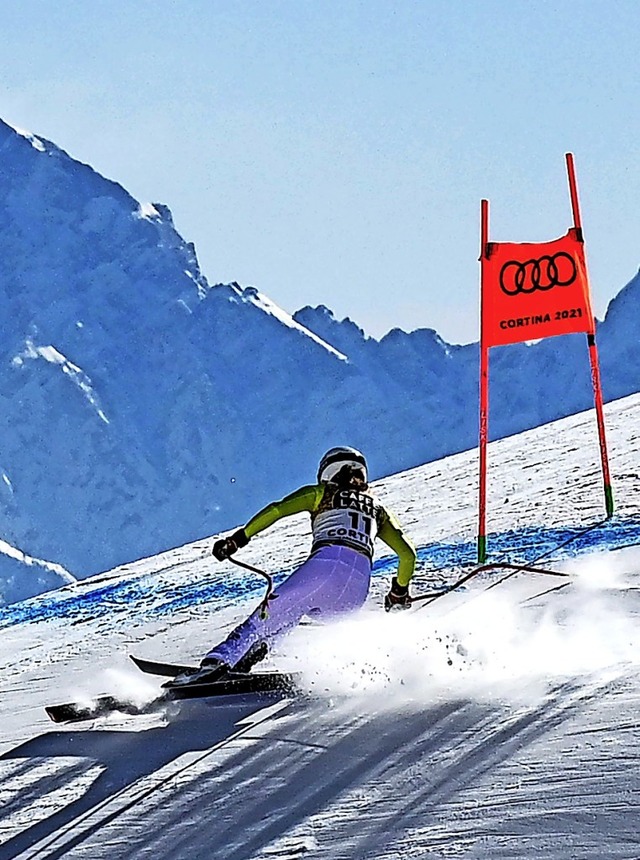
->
xmin=317 ymin=446 xmax=368 ymax=484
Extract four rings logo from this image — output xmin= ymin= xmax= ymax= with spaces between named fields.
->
xmin=499 ymin=252 xmax=577 ymax=296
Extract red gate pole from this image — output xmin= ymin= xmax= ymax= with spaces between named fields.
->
xmin=478 ymin=198 xmax=490 ymax=562
xmin=587 ymin=333 xmax=614 ymax=516
xmin=565 ymin=153 xmax=614 ymax=517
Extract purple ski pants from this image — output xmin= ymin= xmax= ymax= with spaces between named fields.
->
xmin=204 ymin=544 xmax=371 ymax=667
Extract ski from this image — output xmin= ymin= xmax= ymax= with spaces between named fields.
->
xmin=45 ymin=695 xmax=162 ymax=724
xmin=45 ymin=671 xmax=300 ymax=724
xmin=163 ymin=670 xmax=300 ymax=698
xmin=129 ymin=654 xmax=196 ymax=677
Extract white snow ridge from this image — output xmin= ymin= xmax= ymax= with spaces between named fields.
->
xmin=7 ymin=122 xmax=46 ymax=152
xmin=0 ymin=538 xmax=76 ymax=586
xmin=1 ymin=393 xmax=640 ymax=859
xmin=235 ymin=284 xmax=349 ymax=361
xmin=13 ymin=338 xmax=110 ymax=424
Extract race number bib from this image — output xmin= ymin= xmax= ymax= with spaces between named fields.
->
xmin=312 ymin=489 xmax=379 ymax=557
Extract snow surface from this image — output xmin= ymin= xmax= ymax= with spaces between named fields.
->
xmin=1 ymin=393 xmax=640 ymax=858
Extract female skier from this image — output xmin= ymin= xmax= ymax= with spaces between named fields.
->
xmin=173 ymin=446 xmax=417 ymax=685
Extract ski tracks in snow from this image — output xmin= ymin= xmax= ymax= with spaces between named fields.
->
xmin=0 ymin=669 xmax=634 ymax=860
xmin=243 ymin=671 xmax=630 ymax=860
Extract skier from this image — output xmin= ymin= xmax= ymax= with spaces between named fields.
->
xmin=172 ymin=446 xmax=417 ymax=685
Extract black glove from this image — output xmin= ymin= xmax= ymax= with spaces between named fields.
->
xmin=384 ymin=576 xmax=412 ymax=611
xmin=212 ymin=528 xmax=249 ymax=561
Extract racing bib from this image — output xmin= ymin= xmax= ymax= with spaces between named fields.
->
xmin=312 ymin=488 xmax=380 ymax=558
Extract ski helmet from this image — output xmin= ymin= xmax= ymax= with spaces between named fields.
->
xmin=317 ymin=446 xmax=368 ymax=484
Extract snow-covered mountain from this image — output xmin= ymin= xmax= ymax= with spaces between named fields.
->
xmin=1 ymin=393 xmax=640 ymax=859
xmin=1 ymin=117 xmax=639 ymax=602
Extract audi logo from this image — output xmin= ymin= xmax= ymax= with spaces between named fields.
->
xmin=499 ymin=252 xmax=577 ymax=296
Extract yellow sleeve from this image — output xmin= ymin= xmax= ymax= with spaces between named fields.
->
xmin=243 ymin=484 xmax=324 ymax=539
xmin=378 ymin=509 xmax=417 ymax=587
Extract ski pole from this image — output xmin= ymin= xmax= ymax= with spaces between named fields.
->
xmin=484 ymin=518 xmax=612 ymax=602
xmin=521 ymin=581 xmax=572 ymax=604
xmin=418 ymin=516 xmax=608 ymax=605
xmin=410 ymin=561 xmax=570 ymax=606
xmin=528 ymin=516 xmax=610 ymax=566
xmin=462 ymin=562 xmax=570 ymax=604
xmin=473 ymin=561 xmax=570 ymax=594
xmin=475 ymin=518 xmax=611 ymax=602
xmin=228 ymin=556 xmax=278 ymax=619
xmin=410 ymin=563 xmax=492 ymax=607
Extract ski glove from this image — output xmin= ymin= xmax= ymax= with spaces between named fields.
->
xmin=212 ymin=528 xmax=249 ymax=561
xmin=384 ymin=576 xmax=412 ymax=611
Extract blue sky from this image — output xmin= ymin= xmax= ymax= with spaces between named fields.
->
xmin=3 ymin=0 xmax=639 ymax=343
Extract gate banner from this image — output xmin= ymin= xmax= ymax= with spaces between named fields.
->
xmin=476 ymin=154 xmax=613 ymax=564
xmin=481 ymin=228 xmax=594 ymax=348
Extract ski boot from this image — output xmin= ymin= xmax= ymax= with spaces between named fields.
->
xmin=166 ymin=656 xmax=230 ymax=688
xmin=233 ymin=641 xmax=268 ymax=674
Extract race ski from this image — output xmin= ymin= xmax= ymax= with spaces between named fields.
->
xmin=45 ymin=671 xmax=300 ymax=724
xmin=130 ymin=643 xmax=269 ymax=678
xmin=163 ymin=671 xmax=299 ymax=697
xmin=46 ymin=695 xmax=160 ymax=724
xmin=129 ymin=654 xmax=196 ymax=677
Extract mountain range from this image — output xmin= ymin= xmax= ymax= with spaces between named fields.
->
xmin=1 ymin=117 xmax=638 ymax=602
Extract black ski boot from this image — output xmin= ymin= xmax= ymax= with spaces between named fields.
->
xmin=166 ymin=657 xmax=230 ymax=688
xmin=233 ymin=641 xmax=269 ymax=674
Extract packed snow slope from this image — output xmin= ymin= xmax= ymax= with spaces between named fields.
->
xmin=2 ymin=117 xmax=640 ymax=599
xmin=1 ymin=393 xmax=640 ymax=859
